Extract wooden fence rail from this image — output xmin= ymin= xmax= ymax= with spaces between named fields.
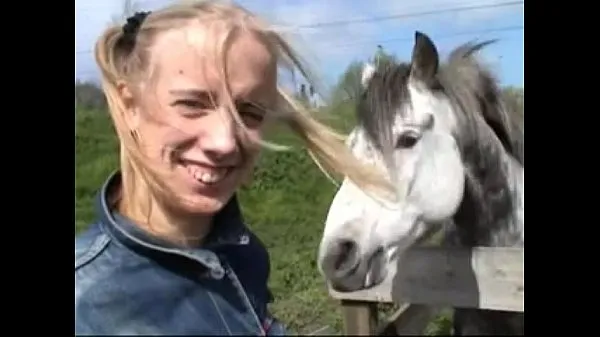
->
xmin=328 ymin=246 xmax=524 ymax=335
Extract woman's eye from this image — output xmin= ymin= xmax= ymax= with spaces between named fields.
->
xmin=172 ymin=99 xmax=212 ymax=117
xmin=240 ymin=110 xmax=264 ymax=127
xmin=238 ymin=104 xmax=265 ymax=128
xmin=176 ymin=99 xmax=208 ymax=109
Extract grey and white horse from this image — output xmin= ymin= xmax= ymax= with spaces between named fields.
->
xmin=317 ymin=31 xmax=524 ymax=335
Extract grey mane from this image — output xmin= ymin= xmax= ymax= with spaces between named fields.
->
xmin=440 ymin=41 xmax=524 ymax=167
xmin=438 ymin=41 xmax=524 ymax=248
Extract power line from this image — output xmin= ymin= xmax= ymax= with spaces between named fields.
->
xmin=76 ymin=1 xmax=523 ymax=54
xmin=278 ymin=1 xmax=523 ymax=29
xmin=75 ymin=25 xmax=522 ymax=79
xmin=333 ymin=25 xmax=523 ymax=50
xmin=77 ymin=24 xmax=523 ymax=58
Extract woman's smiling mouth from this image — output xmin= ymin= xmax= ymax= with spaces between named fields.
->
xmin=186 ymin=164 xmax=230 ymax=185
xmin=178 ymin=158 xmax=237 ymax=187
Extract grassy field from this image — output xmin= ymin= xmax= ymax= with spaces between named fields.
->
xmin=75 ymin=104 xmax=451 ymax=335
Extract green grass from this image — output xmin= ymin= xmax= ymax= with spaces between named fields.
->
xmin=75 ymin=105 xmax=451 ymax=335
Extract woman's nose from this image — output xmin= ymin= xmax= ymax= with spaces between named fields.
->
xmin=200 ymin=110 xmax=238 ymax=157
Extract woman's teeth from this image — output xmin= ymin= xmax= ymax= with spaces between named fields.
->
xmin=187 ymin=165 xmax=228 ymax=185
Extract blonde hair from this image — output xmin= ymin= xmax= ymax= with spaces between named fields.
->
xmin=94 ymin=0 xmax=393 ymax=222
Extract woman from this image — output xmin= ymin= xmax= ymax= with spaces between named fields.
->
xmin=74 ymin=0 xmax=389 ymax=335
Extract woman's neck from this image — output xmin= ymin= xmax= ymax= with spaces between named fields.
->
xmin=117 ymin=176 xmax=212 ymax=248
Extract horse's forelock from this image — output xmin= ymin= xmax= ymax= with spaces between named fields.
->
xmin=356 ymin=62 xmax=411 ymax=154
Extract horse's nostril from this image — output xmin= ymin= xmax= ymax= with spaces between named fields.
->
xmin=333 ymin=239 xmax=359 ymax=272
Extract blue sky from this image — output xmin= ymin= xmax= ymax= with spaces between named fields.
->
xmin=75 ymin=0 xmax=523 ymax=90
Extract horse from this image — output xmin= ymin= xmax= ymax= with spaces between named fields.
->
xmin=317 ymin=31 xmax=524 ymax=335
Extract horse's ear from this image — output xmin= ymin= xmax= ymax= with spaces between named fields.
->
xmin=410 ymin=31 xmax=439 ymax=84
xmin=361 ymin=62 xmax=376 ymax=88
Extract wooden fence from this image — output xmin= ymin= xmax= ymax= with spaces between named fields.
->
xmin=328 ymin=246 xmax=524 ymax=335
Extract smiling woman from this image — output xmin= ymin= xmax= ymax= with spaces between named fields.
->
xmin=74 ymin=0 xmax=391 ymax=335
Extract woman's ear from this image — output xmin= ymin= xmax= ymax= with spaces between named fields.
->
xmin=117 ymin=81 xmax=141 ymax=131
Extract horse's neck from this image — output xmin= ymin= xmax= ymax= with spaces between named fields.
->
xmin=451 ymin=142 xmax=524 ymax=248
xmin=507 ymin=154 xmax=524 ymax=244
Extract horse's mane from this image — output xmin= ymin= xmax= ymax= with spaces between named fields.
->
xmin=439 ymin=41 xmax=524 ymax=166
xmin=438 ymin=41 xmax=525 ymax=248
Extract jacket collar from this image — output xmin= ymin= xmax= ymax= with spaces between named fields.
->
xmin=95 ymin=171 xmax=251 ymax=257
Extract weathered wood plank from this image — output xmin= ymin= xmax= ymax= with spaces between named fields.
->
xmin=340 ymin=300 xmax=378 ymax=335
xmin=329 ymin=247 xmax=524 ymax=312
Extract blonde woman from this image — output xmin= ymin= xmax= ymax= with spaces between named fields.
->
xmin=74 ymin=1 xmax=389 ymax=335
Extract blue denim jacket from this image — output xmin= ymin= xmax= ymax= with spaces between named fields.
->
xmin=75 ymin=172 xmax=286 ymax=335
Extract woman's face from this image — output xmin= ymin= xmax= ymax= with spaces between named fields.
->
xmin=127 ymin=23 xmax=277 ymax=216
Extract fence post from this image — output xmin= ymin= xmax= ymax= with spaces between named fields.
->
xmin=341 ymin=300 xmax=378 ymax=335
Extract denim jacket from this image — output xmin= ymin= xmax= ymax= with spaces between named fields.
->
xmin=75 ymin=172 xmax=286 ymax=335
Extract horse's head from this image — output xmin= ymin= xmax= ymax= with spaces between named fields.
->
xmin=318 ymin=31 xmax=507 ymax=292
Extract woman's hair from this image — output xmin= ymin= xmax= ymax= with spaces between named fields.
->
xmin=94 ymin=0 xmax=393 ymax=219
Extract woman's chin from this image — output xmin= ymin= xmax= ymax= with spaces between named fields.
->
xmin=177 ymin=194 xmax=232 ymax=216
xmin=175 ymin=174 xmax=241 ymax=215
xmin=158 ymin=164 xmax=244 ymax=215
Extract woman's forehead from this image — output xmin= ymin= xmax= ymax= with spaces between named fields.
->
xmin=149 ymin=23 xmax=277 ymax=96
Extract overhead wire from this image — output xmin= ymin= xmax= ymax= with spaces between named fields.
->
xmin=76 ymin=0 xmax=523 ymax=54
xmin=75 ymin=0 xmax=523 ymax=78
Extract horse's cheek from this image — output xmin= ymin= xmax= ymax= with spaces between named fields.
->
xmin=417 ymin=148 xmax=465 ymax=222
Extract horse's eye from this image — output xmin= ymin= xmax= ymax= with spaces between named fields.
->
xmin=396 ymin=132 xmax=420 ymax=149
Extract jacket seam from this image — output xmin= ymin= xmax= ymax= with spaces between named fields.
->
xmin=75 ymin=232 xmax=111 ymax=270
xmin=223 ymin=260 xmax=266 ymax=336
xmin=207 ymin=291 xmax=233 ymax=335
